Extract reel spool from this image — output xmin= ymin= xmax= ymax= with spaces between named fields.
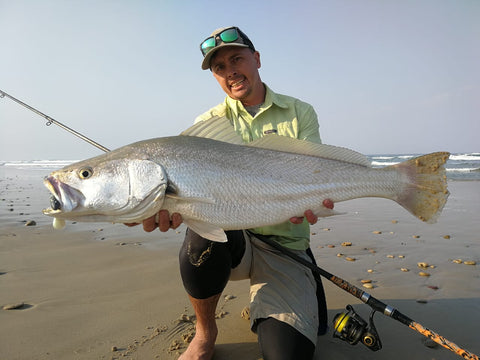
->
xmin=333 ymin=305 xmax=382 ymax=351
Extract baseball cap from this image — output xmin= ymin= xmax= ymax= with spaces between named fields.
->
xmin=200 ymin=26 xmax=256 ymax=70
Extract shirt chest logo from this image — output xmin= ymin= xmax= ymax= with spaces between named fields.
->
xmin=263 ymin=129 xmax=278 ymax=135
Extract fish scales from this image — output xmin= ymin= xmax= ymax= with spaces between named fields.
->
xmin=101 ymin=136 xmax=402 ymax=227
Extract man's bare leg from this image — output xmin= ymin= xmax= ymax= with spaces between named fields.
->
xmin=179 ymin=293 xmax=221 ymax=360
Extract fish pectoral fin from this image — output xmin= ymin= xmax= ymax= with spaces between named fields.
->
xmin=165 ymin=194 xmax=216 ymax=204
xmin=183 ymin=220 xmax=228 ymax=243
xmin=315 ymin=207 xmax=344 ymax=218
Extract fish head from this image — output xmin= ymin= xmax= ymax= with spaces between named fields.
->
xmin=43 ymin=157 xmax=168 ymax=223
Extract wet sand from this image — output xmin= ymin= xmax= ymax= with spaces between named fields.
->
xmin=0 ymin=167 xmax=479 ymax=359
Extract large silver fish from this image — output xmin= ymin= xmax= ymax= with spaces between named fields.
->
xmin=43 ymin=117 xmax=450 ymax=242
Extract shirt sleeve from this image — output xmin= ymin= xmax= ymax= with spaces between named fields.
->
xmin=194 ymin=102 xmax=228 ymax=124
xmin=296 ymin=102 xmax=322 ymax=144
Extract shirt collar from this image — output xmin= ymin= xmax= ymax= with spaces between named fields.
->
xmin=263 ymin=84 xmax=289 ymax=109
xmin=225 ymin=83 xmax=288 ymax=117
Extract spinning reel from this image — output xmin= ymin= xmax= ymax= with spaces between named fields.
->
xmin=333 ymin=305 xmax=382 ymax=351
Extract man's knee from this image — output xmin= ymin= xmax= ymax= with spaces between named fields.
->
xmin=179 ymin=229 xmax=245 ymax=299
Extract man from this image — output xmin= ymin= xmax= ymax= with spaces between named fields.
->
xmin=141 ymin=27 xmax=329 ymax=360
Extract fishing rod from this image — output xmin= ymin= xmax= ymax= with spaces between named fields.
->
xmin=0 ymin=89 xmax=110 ymax=153
xmin=254 ymin=233 xmax=479 ymax=359
xmin=2 ymin=89 xmax=478 ymax=359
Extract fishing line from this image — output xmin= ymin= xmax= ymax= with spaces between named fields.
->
xmin=2 ymin=88 xmax=478 ymax=359
xmin=0 ymin=89 xmax=110 ymax=153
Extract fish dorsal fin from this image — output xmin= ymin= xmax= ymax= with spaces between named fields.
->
xmin=248 ymin=135 xmax=371 ymax=167
xmin=180 ymin=117 xmax=370 ymax=166
xmin=180 ymin=116 xmax=244 ymax=145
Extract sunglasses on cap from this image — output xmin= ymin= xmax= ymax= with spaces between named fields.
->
xmin=200 ymin=27 xmax=255 ymax=56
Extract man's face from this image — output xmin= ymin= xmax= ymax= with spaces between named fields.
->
xmin=210 ymin=47 xmax=263 ymax=106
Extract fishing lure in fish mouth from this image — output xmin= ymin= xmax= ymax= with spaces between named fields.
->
xmin=52 ymin=218 xmax=66 ymax=230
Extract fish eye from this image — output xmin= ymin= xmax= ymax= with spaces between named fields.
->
xmin=78 ymin=167 xmax=93 ymax=179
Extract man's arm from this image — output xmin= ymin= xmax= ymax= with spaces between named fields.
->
xmin=297 ymin=103 xmax=321 ymax=143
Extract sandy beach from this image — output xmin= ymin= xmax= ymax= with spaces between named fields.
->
xmin=1 ymin=166 xmax=479 ymax=360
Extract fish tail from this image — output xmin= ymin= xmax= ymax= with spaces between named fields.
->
xmin=391 ymin=152 xmax=450 ymax=223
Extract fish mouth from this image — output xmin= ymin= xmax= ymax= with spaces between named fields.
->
xmin=43 ymin=176 xmax=84 ymax=216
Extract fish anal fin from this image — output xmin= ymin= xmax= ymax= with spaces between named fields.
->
xmin=183 ymin=219 xmax=228 ymax=242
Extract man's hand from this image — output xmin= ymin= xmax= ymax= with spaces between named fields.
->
xmin=124 ymin=210 xmax=183 ymax=232
xmin=290 ymin=209 xmax=318 ymax=225
xmin=289 ymin=199 xmax=334 ymax=225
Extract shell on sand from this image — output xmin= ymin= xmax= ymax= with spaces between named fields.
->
xmin=241 ymin=306 xmax=250 ymax=321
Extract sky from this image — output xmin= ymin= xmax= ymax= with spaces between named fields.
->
xmin=1 ymin=0 xmax=479 ymax=160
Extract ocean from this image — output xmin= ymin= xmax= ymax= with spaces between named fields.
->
xmin=1 ymin=152 xmax=479 ymax=181
xmin=369 ymin=152 xmax=480 ymax=181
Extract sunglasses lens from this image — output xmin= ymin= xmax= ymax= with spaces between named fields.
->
xmin=201 ymin=37 xmax=216 ymax=55
xmin=200 ymin=28 xmax=241 ymax=56
xmin=219 ymin=28 xmax=239 ymax=43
